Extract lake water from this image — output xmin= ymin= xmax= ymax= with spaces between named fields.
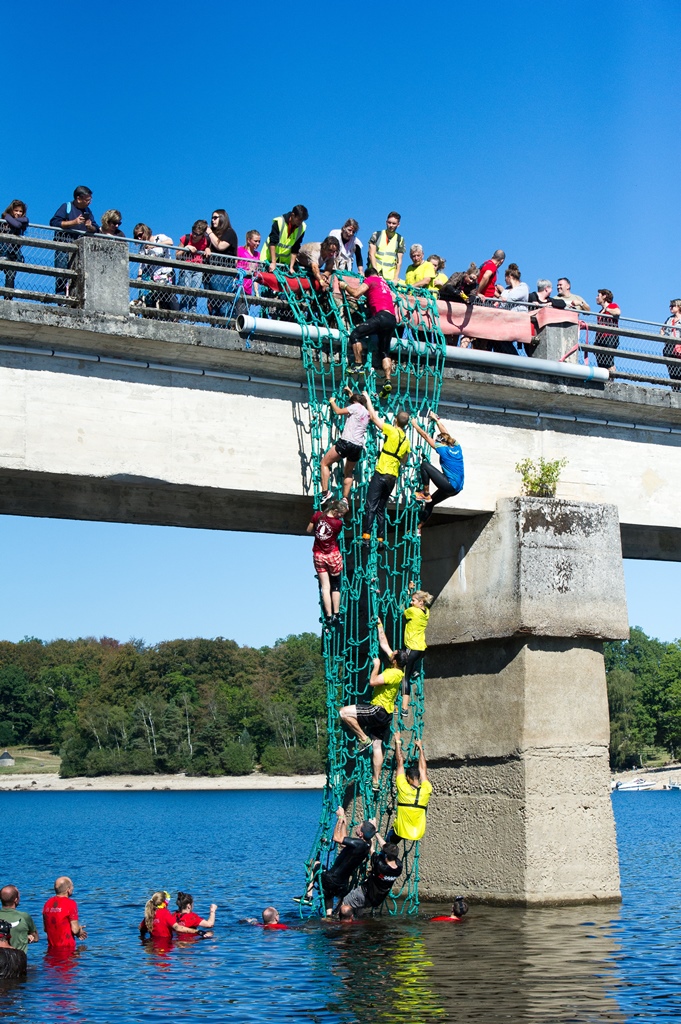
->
xmin=0 ymin=789 xmax=679 ymax=1023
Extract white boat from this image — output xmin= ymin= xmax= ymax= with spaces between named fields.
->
xmin=613 ymin=777 xmax=656 ymax=791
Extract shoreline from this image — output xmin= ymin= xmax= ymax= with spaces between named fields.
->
xmin=0 ymin=772 xmax=326 ymax=792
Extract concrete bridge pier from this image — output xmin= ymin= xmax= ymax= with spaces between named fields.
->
xmin=418 ymin=498 xmax=628 ymax=905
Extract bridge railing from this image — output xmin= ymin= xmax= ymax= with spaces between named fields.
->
xmin=0 ymin=227 xmax=78 ymax=306
xmin=571 ymin=313 xmax=680 ymax=389
xmin=2 ymin=231 xmax=681 ymax=390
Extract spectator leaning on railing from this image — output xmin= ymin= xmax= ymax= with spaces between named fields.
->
xmin=133 ymin=224 xmax=179 ymax=313
xmin=0 ymin=199 xmax=29 ymax=296
xmin=556 ymin=277 xmax=590 ymax=312
xmin=297 ymin=237 xmax=341 ymax=291
xmin=330 ymin=219 xmax=363 ymax=274
xmin=438 ymin=264 xmax=479 ymax=305
xmin=237 ymin=230 xmax=261 ymax=296
xmin=477 ymin=250 xmax=505 ymax=300
xmin=99 ymin=210 xmax=125 ymax=237
xmin=205 ymin=210 xmax=239 ymax=319
xmin=404 ymin=245 xmax=436 ymax=290
xmin=50 ymin=186 xmax=99 ymax=296
xmin=660 ymin=299 xmax=681 ymax=391
xmin=263 ymin=205 xmax=308 ymax=274
xmin=595 ymin=289 xmax=621 ymax=370
xmin=497 ymin=263 xmax=529 ymax=311
xmin=177 ymin=219 xmax=210 ymax=313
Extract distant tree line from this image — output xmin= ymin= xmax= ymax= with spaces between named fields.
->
xmin=606 ymin=627 xmax=681 ymax=769
xmin=0 ymin=634 xmax=326 ymax=777
xmin=0 ymin=625 xmax=677 ymax=777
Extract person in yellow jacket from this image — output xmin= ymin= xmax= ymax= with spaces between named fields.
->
xmin=263 ymin=205 xmax=308 ymax=273
xmin=404 ymin=245 xmax=436 ymax=290
xmin=401 ymin=586 xmax=434 ymax=712
xmin=388 ymin=732 xmax=432 ymax=844
xmin=361 ymin=393 xmax=410 ymax=551
xmin=339 ymin=623 xmax=409 ymax=791
xmin=368 ymin=211 xmax=406 ymax=283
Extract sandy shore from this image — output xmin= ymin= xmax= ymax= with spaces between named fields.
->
xmin=0 ymin=772 xmax=325 ymax=792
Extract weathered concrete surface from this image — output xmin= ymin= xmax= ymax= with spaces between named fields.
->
xmin=418 ymin=501 xmax=622 ymax=905
xmin=0 ymin=336 xmax=681 ymax=562
xmin=77 ymin=235 xmax=130 ymax=316
xmin=422 ymin=498 xmax=629 ymax=644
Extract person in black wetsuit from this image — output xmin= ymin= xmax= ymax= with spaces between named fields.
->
xmin=294 ymin=807 xmax=377 ymax=916
xmin=341 ymin=838 xmax=403 ymax=915
xmin=0 ymin=919 xmax=27 ymax=978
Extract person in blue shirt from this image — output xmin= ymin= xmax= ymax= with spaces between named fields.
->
xmin=49 ymin=185 xmax=99 ymax=295
xmin=411 ymin=411 xmax=464 ymax=525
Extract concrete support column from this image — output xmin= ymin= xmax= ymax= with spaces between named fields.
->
xmin=76 ymin=235 xmax=130 ymax=316
xmin=419 ymin=498 xmax=628 ymax=905
xmin=533 ymin=320 xmax=579 ymax=362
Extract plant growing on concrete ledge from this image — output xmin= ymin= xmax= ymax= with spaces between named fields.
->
xmin=515 ymin=457 xmax=568 ymax=497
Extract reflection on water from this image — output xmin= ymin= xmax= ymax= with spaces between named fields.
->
xmin=0 ymin=790 xmax=678 ymax=1022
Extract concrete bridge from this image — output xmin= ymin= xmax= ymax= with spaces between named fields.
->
xmin=2 ymin=236 xmax=681 ymax=904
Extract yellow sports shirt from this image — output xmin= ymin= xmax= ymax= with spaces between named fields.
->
xmin=394 ymin=773 xmax=433 ymax=841
xmin=404 ymin=606 xmax=429 ymax=651
xmin=375 ymin=423 xmax=410 ymax=477
xmin=404 ymin=261 xmax=436 ymax=289
xmin=370 ymin=667 xmax=404 ymax=714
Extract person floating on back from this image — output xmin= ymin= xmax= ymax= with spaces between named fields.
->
xmin=339 ymin=622 xmax=408 ymax=791
xmin=400 ymin=586 xmax=434 ymax=712
xmin=411 ymin=411 xmax=464 ymax=526
xmin=339 ymin=836 xmax=403 ymax=916
xmin=430 ymin=897 xmax=469 ymax=922
xmin=319 ymin=390 xmax=371 ymax=505
xmin=339 ymin=266 xmax=398 ymax=398
xmin=307 ymin=499 xmax=348 ymax=630
xmin=387 ymin=732 xmax=432 ymax=846
xmin=360 ymin=393 xmax=410 ymax=551
xmin=294 ymin=807 xmax=376 ymax=916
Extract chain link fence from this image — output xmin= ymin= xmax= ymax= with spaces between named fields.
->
xmin=0 ymin=224 xmax=77 ymax=306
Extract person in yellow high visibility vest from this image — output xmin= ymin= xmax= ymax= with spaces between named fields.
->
xmin=388 ymin=732 xmax=432 ymax=845
xmin=368 ymin=211 xmax=406 ymax=283
xmin=263 ymin=205 xmax=309 ymax=273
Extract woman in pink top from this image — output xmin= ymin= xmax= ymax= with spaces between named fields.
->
xmin=237 ymin=229 xmax=261 ymax=295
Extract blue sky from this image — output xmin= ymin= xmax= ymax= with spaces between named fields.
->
xmin=2 ymin=0 xmax=680 ymax=648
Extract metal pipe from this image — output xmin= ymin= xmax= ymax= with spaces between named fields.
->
xmin=239 ymin=314 xmax=610 ymax=381
xmin=237 ymin=314 xmax=342 ymax=343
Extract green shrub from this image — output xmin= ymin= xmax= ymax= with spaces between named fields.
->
xmin=260 ymin=744 xmax=324 ymax=775
xmin=221 ymin=741 xmax=255 ymax=775
xmin=515 ymin=457 xmax=568 ymax=497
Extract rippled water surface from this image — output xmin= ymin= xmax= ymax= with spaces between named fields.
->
xmin=0 ymin=789 xmax=679 ymax=1022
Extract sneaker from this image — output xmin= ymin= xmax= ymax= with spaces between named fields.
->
xmin=414 ymin=491 xmax=432 ymax=503
xmin=372 ymin=783 xmax=380 ymax=793
xmin=330 ymin=614 xmax=342 ymax=628
xmin=357 ymin=740 xmax=373 ymax=755
xmin=292 ymin=896 xmax=314 ymax=906
xmin=379 ymin=379 xmax=393 ymax=398
xmin=348 ymin=363 xmax=364 ymax=376
xmin=361 ymin=533 xmax=371 ymax=551
xmin=319 ymin=490 xmax=332 ymax=505
xmin=376 ymin=538 xmax=385 ymax=553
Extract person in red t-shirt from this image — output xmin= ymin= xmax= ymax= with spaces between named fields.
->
xmin=177 ymin=219 xmax=210 ymax=313
xmin=595 ymin=288 xmax=621 ymax=370
xmin=430 ymin=896 xmax=469 ymax=922
xmin=306 ymin=500 xmax=348 ymax=630
xmin=174 ymin=892 xmax=217 ymax=938
xmin=139 ymin=891 xmax=198 ymax=942
xmin=340 ymin=266 xmax=398 ymax=399
xmin=260 ymin=907 xmax=289 ymax=930
xmin=42 ymin=876 xmax=87 ymax=950
xmin=477 ymin=250 xmax=506 ymax=299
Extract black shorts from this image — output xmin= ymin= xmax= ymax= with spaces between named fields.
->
xmin=321 ymin=871 xmax=347 ymax=899
xmin=335 ymin=439 xmax=363 ymax=463
xmin=355 ymin=704 xmax=391 ymax=741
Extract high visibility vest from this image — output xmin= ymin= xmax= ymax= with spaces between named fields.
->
xmin=268 ymin=215 xmax=306 ymax=263
xmin=373 ymin=230 xmax=403 ymax=280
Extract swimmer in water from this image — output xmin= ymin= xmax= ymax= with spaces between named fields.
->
xmin=243 ymin=907 xmax=290 ymax=931
xmin=430 ymin=897 xmax=469 ymax=922
xmin=175 ymin=892 xmax=217 ymax=938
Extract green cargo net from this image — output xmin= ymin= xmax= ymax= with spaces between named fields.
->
xmin=265 ymin=267 xmax=446 ymax=915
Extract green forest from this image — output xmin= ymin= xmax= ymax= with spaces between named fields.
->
xmin=0 ymin=633 xmax=327 ymax=777
xmin=0 ymin=625 xmax=678 ymax=777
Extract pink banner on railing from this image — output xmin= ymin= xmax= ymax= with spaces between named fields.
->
xmin=435 ymin=300 xmax=579 ymax=342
